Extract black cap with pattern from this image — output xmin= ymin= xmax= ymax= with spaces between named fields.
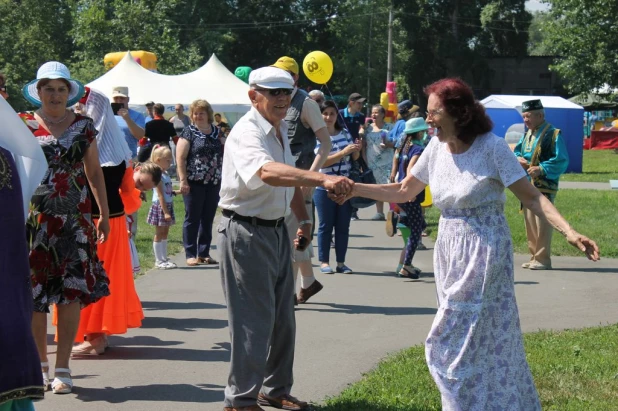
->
xmin=522 ymin=99 xmax=543 ymax=112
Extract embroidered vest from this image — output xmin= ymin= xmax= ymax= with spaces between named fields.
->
xmin=527 ymin=123 xmax=561 ymax=194
xmin=285 ymin=89 xmax=316 ymax=170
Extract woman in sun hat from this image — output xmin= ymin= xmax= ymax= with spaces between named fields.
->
xmin=386 ymin=117 xmax=429 ymax=278
xmin=19 ymin=61 xmax=111 ymax=395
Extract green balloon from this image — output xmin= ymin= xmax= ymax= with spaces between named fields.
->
xmin=234 ymin=66 xmax=252 ymax=84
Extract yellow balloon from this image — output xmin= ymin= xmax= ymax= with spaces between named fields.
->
xmin=303 ymin=51 xmax=333 ymax=84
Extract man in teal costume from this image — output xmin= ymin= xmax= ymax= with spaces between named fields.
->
xmin=514 ymin=99 xmax=569 ymax=270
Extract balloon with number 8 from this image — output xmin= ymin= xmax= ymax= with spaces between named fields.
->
xmin=303 ymin=51 xmax=333 ymax=84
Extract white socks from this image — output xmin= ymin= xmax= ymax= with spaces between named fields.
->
xmin=153 ymin=241 xmax=168 ymax=264
xmin=300 ymin=274 xmax=316 ymax=289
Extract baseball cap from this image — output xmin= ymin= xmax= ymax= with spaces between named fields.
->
xmin=112 ymin=86 xmax=129 ymax=98
xmin=249 ymin=67 xmax=295 ymax=89
xmin=348 ymin=93 xmax=366 ymax=103
xmin=398 ymin=100 xmax=419 ymax=114
xmin=271 ymin=57 xmax=299 ymax=75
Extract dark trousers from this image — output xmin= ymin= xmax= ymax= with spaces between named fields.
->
xmin=398 ymin=201 xmax=426 ymax=266
xmin=182 ymin=182 xmax=220 ymax=259
xmin=313 ymin=188 xmax=353 ymax=263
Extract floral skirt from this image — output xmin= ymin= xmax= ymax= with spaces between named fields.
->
xmin=426 ymin=204 xmax=541 ymax=410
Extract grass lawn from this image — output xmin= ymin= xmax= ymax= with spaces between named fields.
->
xmin=561 ymin=150 xmax=618 ymax=182
xmin=424 ymin=189 xmax=618 ymax=258
xmin=317 ymin=324 xmax=618 ymax=411
xmin=133 ymin=195 xmax=186 ymax=275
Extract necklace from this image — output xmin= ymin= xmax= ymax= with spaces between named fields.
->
xmin=38 ymin=109 xmax=69 ymax=125
xmin=197 ymin=124 xmax=212 ymax=134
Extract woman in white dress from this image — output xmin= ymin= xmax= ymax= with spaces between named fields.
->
xmin=331 ymin=78 xmax=599 ymax=410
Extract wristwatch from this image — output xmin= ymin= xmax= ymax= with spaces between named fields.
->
xmin=298 ymin=219 xmax=312 ymax=226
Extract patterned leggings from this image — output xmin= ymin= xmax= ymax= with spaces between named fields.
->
xmin=398 ymin=201 xmax=426 ymax=266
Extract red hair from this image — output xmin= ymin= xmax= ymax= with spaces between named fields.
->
xmin=424 ymin=78 xmax=493 ymax=144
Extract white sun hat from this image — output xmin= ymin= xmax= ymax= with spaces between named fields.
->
xmin=22 ymin=61 xmax=85 ymax=107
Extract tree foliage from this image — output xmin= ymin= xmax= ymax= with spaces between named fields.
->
xmin=540 ymin=0 xmax=618 ymax=94
xmin=3 ymin=0 xmax=613 ymax=111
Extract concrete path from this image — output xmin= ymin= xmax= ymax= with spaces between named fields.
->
xmin=560 ymin=181 xmax=614 ymax=190
xmin=38 ymin=208 xmax=618 ymax=411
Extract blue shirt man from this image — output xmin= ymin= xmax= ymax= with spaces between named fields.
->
xmin=111 ymin=86 xmax=146 ymax=158
xmin=339 ymin=93 xmax=366 ymax=140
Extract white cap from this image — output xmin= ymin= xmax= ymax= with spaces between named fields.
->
xmin=112 ymin=86 xmax=129 ymax=98
xmin=249 ymin=67 xmax=294 ymax=89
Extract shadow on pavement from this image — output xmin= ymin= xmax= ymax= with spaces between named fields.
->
xmin=347 ymin=246 xmax=403 ymax=251
xmin=108 ymin=335 xmax=184 ymax=347
xmin=141 ymin=316 xmax=227 ymax=331
xmin=71 ymin=345 xmax=230 ymax=362
xmin=555 ymin=267 xmax=618 ymax=274
xmin=298 ymin=302 xmax=437 ymax=316
xmin=74 ymin=383 xmax=223 ymax=403
xmin=514 ymin=281 xmax=539 ymax=285
xmin=141 ymin=301 xmax=226 ymax=311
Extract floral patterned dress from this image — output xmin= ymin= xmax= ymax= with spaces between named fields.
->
xmin=411 ymin=133 xmax=541 ymax=410
xmin=180 ymin=124 xmax=223 ymax=185
xmin=364 ymin=123 xmax=393 ymax=184
xmin=19 ymin=112 xmax=109 ymax=313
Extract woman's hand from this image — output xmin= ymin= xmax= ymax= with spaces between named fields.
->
xmin=566 ymin=231 xmax=600 ymax=261
xmin=97 ymin=217 xmax=110 ymax=243
xmin=343 ymin=143 xmax=361 ymax=155
xmin=389 ymin=173 xmax=396 ymax=183
xmin=164 ymin=213 xmax=172 ymax=222
xmin=180 ymin=179 xmax=190 ymax=195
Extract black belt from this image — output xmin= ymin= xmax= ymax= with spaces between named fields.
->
xmin=222 ymin=209 xmax=285 ymax=227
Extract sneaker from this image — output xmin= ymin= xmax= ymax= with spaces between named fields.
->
xmin=298 ymin=280 xmax=324 ymax=303
xmin=320 ymin=265 xmax=334 ymax=274
xmin=386 ymin=210 xmax=398 ymax=237
xmin=521 ymin=261 xmax=533 ymax=269
xmin=163 ymin=261 xmax=177 ymax=269
xmin=416 ymin=242 xmax=428 ymax=251
xmin=371 ymin=212 xmax=386 ymax=221
xmin=529 ymin=261 xmax=552 ymax=270
xmin=156 ymin=262 xmax=171 ymax=270
xmin=336 ymin=264 xmax=353 ymax=274
xmin=350 ymin=212 xmax=359 ymax=221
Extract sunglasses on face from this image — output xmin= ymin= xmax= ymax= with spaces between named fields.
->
xmin=254 ymin=88 xmax=293 ymax=96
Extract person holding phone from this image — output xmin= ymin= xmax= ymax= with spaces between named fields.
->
xmin=111 ymin=86 xmax=145 ymax=159
xmin=217 ymin=67 xmax=353 ymax=411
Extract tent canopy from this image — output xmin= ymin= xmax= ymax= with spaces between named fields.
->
xmin=87 ymin=52 xmax=251 ymax=122
xmin=568 ymin=93 xmax=618 ymax=110
xmin=481 ymin=95 xmax=584 ymax=173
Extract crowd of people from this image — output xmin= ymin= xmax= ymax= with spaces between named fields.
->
xmin=0 ymin=56 xmax=601 ymax=411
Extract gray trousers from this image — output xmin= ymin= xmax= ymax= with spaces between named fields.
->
xmin=218 ymin=216 xmax=296 ymax=407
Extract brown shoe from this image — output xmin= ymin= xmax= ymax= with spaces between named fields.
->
xmin=223 ymin=405 xmax=265 ymax=411
xmin=297 ymin=280 xmax=323 ymax=304
xmin=257 ymin=393 xmax=309 ymax=410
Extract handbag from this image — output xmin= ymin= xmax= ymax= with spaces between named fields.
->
xmin=348 ymin=157 xmax=377 ymax=209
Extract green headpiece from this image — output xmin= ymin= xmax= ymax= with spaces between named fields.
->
xmin=522 ymin=99 xmax=543 ymax=112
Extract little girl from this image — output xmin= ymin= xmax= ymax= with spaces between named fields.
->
xmin=147 ymin=145 xmax=178 ymax=269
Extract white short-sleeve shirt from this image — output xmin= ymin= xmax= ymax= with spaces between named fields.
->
xmin=411 ymin=133 xmax=527 ymax=210
xmin=218 ymin=107 xmax=296 ymax=220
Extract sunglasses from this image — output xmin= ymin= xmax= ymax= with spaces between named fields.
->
xmin=254 ymin=88 xmax=293 ymax=96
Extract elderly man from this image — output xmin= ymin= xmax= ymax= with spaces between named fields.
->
xmin=271 ymin=56 xmax=332 ymax=304
xmin=308 ymin=89 xmax=325 ymax=105
xmin=112 ymin=86 xmax=145 ymax=159
xmin=514 ymin=99 xmax=569 ymax=270
xmin=218 ymin=66 xmax=352 ymax=411
xmin=388 ymin=100 xmax=420 ymax=144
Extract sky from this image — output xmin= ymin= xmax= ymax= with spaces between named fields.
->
xmin=526 ymin=0 xmax=550 ymax=12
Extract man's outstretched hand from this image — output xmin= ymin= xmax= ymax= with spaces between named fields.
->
xmin=323 ymin=175 xmax=354 ymax=195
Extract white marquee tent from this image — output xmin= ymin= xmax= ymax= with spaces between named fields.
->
xmin=87 ymin=52 xmax=251 ymax=123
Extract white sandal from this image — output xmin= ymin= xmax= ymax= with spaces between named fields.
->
xmin=41 ymin=362 xmax=50 ymax=391
xmin=51 ymin=368 xmax=73 ymax=394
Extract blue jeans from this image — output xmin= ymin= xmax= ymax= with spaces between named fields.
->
xmin=183 ymin=182 xmax=220 ymax=259
xmin=313 ymin=188 xmax=353 ymax=263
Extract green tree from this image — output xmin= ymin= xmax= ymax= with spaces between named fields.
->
xmin=527 ymin=11 xmax=553 ymax=56
xmin=541 ymin=0 xmax=618 ymax=93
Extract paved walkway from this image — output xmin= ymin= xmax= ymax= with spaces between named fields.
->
xmin=560 ymin=181 xmax=614 ymax=190
xmin=38 ymin=208 xmax=618 ymax=411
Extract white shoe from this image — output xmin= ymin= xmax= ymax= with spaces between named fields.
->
xmin=51 ymin=368 xmax=73 ymax=394
xmin=156 ymin=262 xmax=171 ymax=270
xmin=163 ymin=261 xmax=177 ymax=269
xmin=522 ymin=261 xmax=533 ymax=269
xmin=529 ymin=261 xmax=552 ymax=270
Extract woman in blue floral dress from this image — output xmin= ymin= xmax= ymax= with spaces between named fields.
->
xmin=176 ymin=99 xmax=224 ymax=266
xmin=19 ymin=61 xmax=110 ymax=394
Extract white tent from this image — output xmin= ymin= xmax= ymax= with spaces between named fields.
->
xmin=87 ymin=52 xmax=251 ymax=122
xmin=481 ymin=95 xmax=582 ymax=112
